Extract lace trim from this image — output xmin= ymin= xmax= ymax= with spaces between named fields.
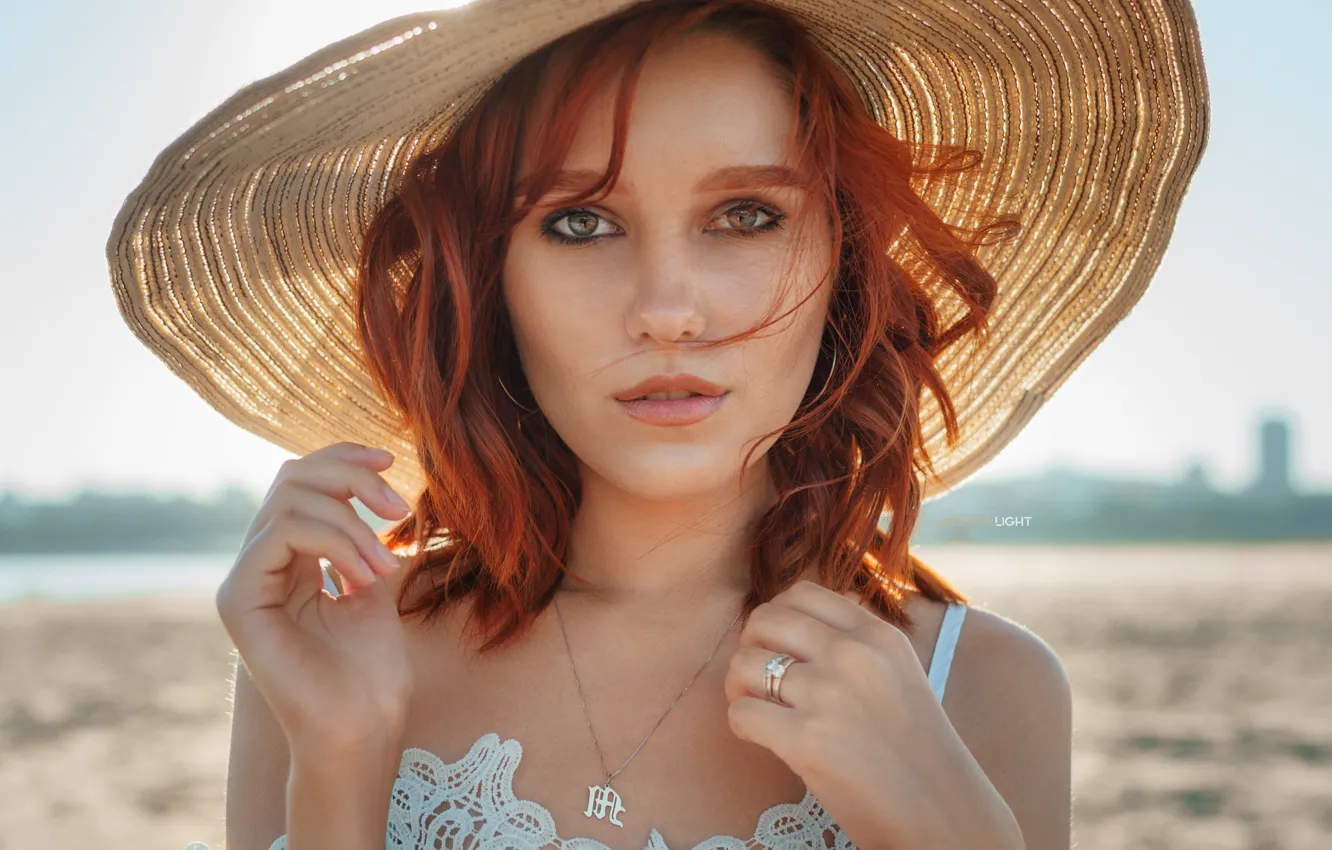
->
xmin=259 ymin=731 xmax=855 ymax=850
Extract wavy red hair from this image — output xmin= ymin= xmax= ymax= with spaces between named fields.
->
xmin=356 ymin=0 xmax=1021 ymax=653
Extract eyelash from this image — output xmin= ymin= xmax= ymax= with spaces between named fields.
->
xmin=538 ymin=200 xmax=788 ymax=246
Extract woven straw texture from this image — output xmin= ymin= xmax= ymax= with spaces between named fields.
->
xmin=106 ymin=0 xmax=1210 ymax=500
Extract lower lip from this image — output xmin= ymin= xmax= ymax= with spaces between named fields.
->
xmin=616 ymin=392 xmax=729 ymax=426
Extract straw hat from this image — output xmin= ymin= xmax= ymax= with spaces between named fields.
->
xmin=106 ymin=0 xmax=1210 ymax=500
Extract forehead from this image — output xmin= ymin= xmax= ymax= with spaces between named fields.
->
xmin=518 ymin=28 xmax=797 ymax=188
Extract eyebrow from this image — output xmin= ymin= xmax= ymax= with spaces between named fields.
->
xmin=518 ymin=164 xmax=813 ymax=200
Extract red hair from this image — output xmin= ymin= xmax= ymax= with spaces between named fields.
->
xmin=357 ymin=0 xmax=1020 ymax=653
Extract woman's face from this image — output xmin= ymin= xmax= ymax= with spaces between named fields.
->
xmin=502 ymin=28 xmax=835 ymax=502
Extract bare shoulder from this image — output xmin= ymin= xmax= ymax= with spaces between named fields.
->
xmin=865 ymin=591 xmax=1071 ymax=712
xmin=946 ymin=602 xmax=1073 ymax=850
xmin=949 ymin=603 xmax=1071 ymax=711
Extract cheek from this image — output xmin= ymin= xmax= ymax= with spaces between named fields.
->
xmin=501 ymin=245 xmax=610 ymax=415
xmin=503 ymin=234 xmax=562 ymax=358
xmin=501 ymin=245 xmax=554 ymax=387
xmin=741 ymin=310 xmax=825 ymax=414
xmin=744 ymin=236 xmax=835 ymax=402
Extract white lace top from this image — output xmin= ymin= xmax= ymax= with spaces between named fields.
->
xmin=190 ymin=602 xmax=968 ymax=850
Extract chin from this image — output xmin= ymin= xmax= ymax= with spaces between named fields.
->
xmin=596 ymin=450 xmax=747 ymax=499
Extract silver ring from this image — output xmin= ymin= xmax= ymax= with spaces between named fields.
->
xmin=763 ymin=653 xmax=798 ymax=706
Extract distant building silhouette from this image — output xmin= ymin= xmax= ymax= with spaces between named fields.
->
xmin=1179 ymin=457 xmax=1213 ymax=493
xmin=909 ymin=410 xmax=1331 ymax=543
xmin=1247 ymin=415 xmax=1295 ymax=499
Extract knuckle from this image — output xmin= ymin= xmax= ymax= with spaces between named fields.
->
xmin=726 ymin=697 xmax=743 ymax=722
xmin=265 ymin=480 xmax=294 ymax=506
xmin=747 ymin=602 xmax=775 ymax=628
xmin=276 ymin=457 xmax=302 ymax=480
xmin=260 ymin=483 xmax=294 ymax=513
xmin=882 ymin=621 xmax=913 ymax=654
xmin=271 ymin=515 xmax=317 ymax=549
xmin=779 ymin=579 xmax=817 ymax=604
xmin=864 ymin=616 xmax=910 ymax=657
xmin=260 ymin=514 xmax=294 ymax=539
xmin=721 ymin=659 xmax=744 ymax=701
xmin=271 ymin=462 xmax=308 ymax=493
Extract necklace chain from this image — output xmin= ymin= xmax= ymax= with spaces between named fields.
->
xmin=552 ymin=594 xmax=746 ymax=788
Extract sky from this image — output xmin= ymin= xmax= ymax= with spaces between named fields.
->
xmin=0 ymin=0 xmax=1328 ymax=498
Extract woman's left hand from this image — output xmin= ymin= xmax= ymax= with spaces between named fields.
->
xmin=723 ymin=579 xmax=1024 ymax=850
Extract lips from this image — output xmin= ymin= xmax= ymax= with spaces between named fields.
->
xmin=626 ymin=390 xmax=705 ymax=401
xmin=616 ymin=391 xmax=729 ymax=426
xmin=613 ymin=373 xmax=726 ymax=401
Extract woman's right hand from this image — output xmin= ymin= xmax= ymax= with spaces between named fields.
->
xmin=214 ymin=442 xmax=416 ymax=756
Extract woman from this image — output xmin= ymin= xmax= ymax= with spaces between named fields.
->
xmin=110 ymin=0 xmax=1210 ymax=848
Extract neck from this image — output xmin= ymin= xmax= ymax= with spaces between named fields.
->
xmin=556 ymin=461 xmax=779 ymax=620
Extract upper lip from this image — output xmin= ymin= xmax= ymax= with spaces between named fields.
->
xmin=615 ymin=374 xmax=727 ymax=401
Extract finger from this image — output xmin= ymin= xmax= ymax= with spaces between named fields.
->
xmin=246 ymin=515 xmax=378 ymax=592
xmin=272 ymin=484 xmax=401 ymax=577
xmin=727 ymin=695 xmax=795 ymax=755
xmin=320 ymin=558 xmax=368 ymax=600
xmin=302 ymin=441 xmax=397 ymax=472
xmin=270 ymin=456 xmax=412 ymax=521
xmin=736 ymin=601 xmax=835 ymax=661
xmin=725 ymin=645 xmax=810 ymax=707
xmin=217 ymin=518 xmax=369 ymax=636
xmin=770 ymin=579 xmax=865 ymax=632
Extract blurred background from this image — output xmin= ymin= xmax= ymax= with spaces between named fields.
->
xmin=1 ymin=1 xmax=1329 ymax=848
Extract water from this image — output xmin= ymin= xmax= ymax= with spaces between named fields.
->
xmin=0 ymin=553 xmax=237 ymax=603
xmin=3 ymin=542 xmax=1329 ymax=605
xmin=0 ymin=552 xmax=352 ymax=604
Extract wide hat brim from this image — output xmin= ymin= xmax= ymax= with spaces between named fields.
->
xmin=107 ymin=0 xmax=1209 ymax=500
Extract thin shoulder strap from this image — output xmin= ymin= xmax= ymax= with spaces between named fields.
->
xmin=927 ymin=602 xmax=968 ymax=703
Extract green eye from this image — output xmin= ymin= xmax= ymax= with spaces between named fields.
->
xmin=565 ymin=212 xmax=600 ymax=237
xmin=712 ymin=201 xmax=786 ymax=238
xmin=540 ymin=208 xmax=617 ymax=244
xmin=723 ymin=205 xmax=765 ymax=229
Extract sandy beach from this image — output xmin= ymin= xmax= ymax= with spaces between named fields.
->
xmin=1 ymin=543 xmax=1329 ymax=850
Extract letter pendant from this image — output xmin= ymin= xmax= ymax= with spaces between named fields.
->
xmin=583 ymin=783 xmax=626 ymax=827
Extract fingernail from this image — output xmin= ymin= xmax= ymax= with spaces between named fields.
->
xmin=383 ymin=484 xmax=411 ymax=512
xmin=375 ymin=540 xmax=399 ymax=570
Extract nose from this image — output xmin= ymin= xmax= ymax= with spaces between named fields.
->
xmin=624 ymin=232 xmax=707 ymax=344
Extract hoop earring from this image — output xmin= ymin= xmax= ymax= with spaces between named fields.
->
xmin=497 ymin=374 xmax=538 ymax=434
xmin=809 ymin=346 xmax=838 ymax=403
